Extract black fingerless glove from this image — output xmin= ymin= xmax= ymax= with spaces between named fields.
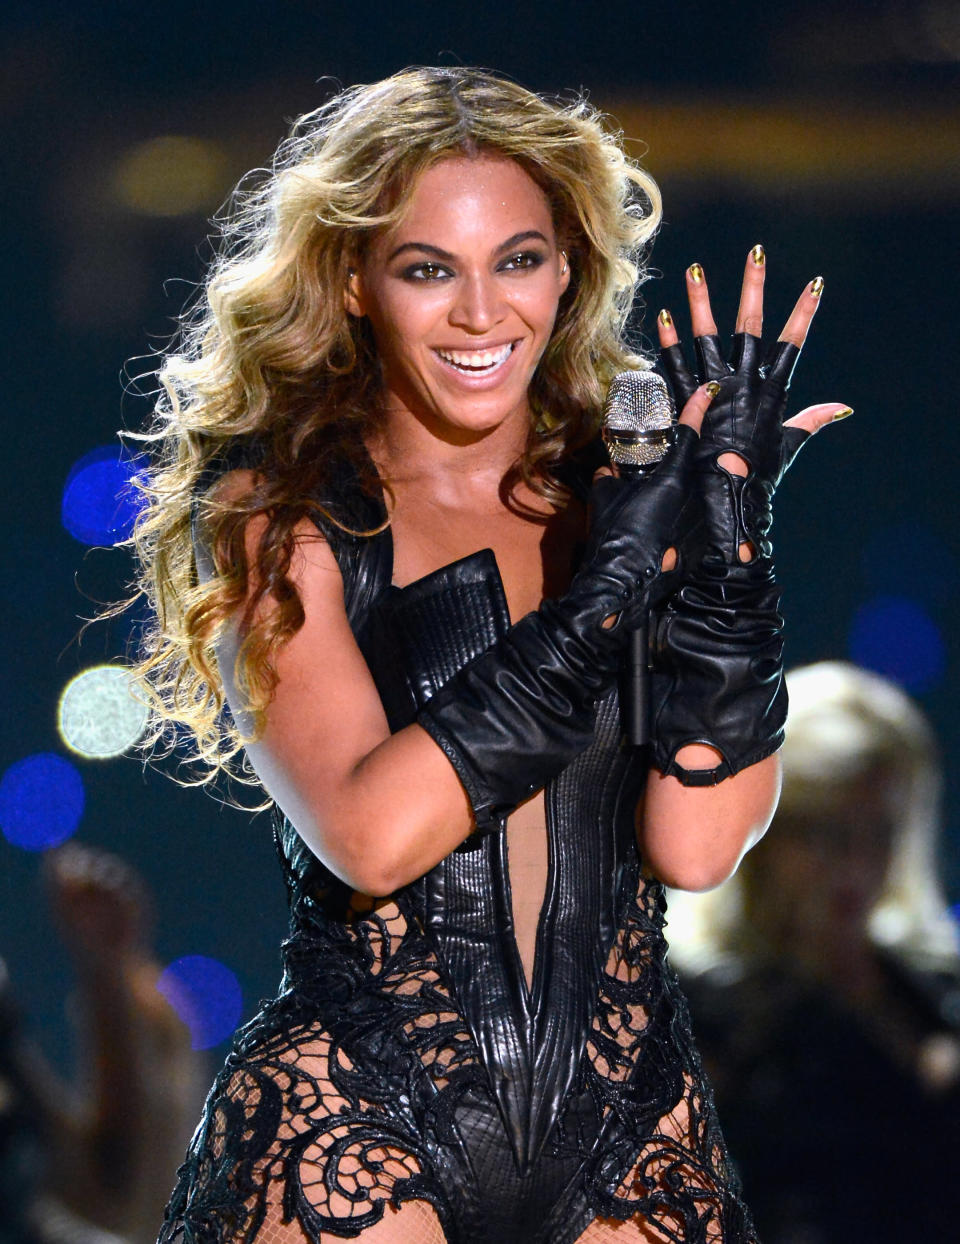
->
xmin=652 ymin=333 xmax=810 ymax=785
xmin=417 ymin=425 xmax=703 ymax=831
xmin=649 ymin=558 xmax=787 ymax=785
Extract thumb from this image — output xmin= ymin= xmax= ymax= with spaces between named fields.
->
xmin=676 ymin=381 xmax=720 ymax=436
xmin=783 ymin=402 xmax=853 ymax=435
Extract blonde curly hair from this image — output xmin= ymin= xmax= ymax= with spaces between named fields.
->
xmin=130 ymin=66 xmax=663 ymax=781
xmin=667 ymin=662 xmax=957 ymax=971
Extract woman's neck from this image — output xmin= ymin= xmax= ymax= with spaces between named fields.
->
xmin=367 ymin=400 xmax=531 ymax=492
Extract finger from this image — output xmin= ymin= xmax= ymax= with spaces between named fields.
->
xmin=694 ymin=333 xmax=727 ymax=380
xmin=676 ymin=380 xmax=719 ymax=436
xmin=778 ymin=276 xmax=823 ymax=348
xmin=686 ymin=263 xmax=718 ymax=338
xmin=660 ymin=340 xmax=698 ymax=405
xmin=656 ymin=307 xmax=679 ymax=349
xmin=730 ymin=332 xmax=762 ymax=373
xmin=765 ymin=339 xmax=802 ymax=391
xmin=783 ymin=402 xmax=853 ymax=435
xmin=735 ymin=244 xmax=766 ymax=337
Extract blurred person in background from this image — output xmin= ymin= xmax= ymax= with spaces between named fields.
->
xmin=669 ymin=661 xmax=960 ymax=1241
xmin=0 ymin=845 xmax=203 ymax=1244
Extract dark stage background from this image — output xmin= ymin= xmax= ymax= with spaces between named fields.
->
xmin=1 ymin=0 xmax=958 ymax=1074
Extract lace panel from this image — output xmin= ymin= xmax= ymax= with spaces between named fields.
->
xmin=160 ymin=885 xmax=756 ymax=1244
xmin=158 ymin=904 xmax=483 ymax=1243
xmin=574 ymin=879 xmax=758 ymax=1244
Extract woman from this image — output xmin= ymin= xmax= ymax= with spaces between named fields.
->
xmin=669 ymin=662 xmax=960 ymax=1241
xmin=136 ymin=68 xmax=849 ymax=1243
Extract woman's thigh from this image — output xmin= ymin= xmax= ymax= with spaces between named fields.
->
xmin=573 ymin=1216 xmax=675 ymax=1243
xmin=245 ymin=1198 xmax=448 ymax=1243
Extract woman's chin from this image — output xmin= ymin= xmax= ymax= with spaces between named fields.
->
xmin=390 ymin=386 xmax=534 ymax=445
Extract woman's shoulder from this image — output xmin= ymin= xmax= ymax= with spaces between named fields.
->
xmin=195 ymin=436 xmax=268 ymax=499
xmin=197 ymin=436 xmax=386 ymax=535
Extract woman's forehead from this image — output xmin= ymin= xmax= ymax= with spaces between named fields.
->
xmin=375 ymin=154 xmax=555 ymax=249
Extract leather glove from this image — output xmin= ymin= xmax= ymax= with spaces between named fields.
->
xmin=417 ymin=425 xmax=703 ymax=832
xmin=661 ymin=332 xmax=808 ymax=561
xmin=650 ymin=333 xmax=810 ymax=785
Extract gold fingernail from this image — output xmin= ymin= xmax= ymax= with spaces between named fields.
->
xmin=811 ymin=275 xmax=824 ymax=298
xmin=658 ymin=308 xmax=673 ymax=328
xmin=832 ymin=406 xmax=853 ymax=421
xmin=705 ymin=381 xmax=721 ymax=398
xmin=689 ymin=263 xmax=704 ymax=284
xmin=752 ymin=244 xmax=765 ymax=266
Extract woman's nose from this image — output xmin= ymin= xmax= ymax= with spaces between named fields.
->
xmin=448 ymin=271 xmax=507 ymax=333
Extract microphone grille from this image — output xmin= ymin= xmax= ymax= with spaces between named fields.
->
xmin=602 ymin=371 xmax=676 ymax=469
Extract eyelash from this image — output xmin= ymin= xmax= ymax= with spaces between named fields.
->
xmin=402 ymin=261 xmax=451 ymax=282
xmin=502 ymin=250 xmax=545 ymax=272
xmin=401 ymin=251 xmax=547 ymax=282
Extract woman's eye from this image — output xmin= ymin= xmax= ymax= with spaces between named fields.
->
xmin=403 ymin=261 xmax=450 ymax=282
xmin=501 ymin=251 xmax=545 ymax=271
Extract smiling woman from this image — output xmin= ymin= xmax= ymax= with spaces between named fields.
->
xmin=344 ymin=157 xmax=570 ymax=444
xmin=129 ymin=66 xmax=848 ymax=1244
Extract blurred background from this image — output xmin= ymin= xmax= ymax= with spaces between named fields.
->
xmin=0 ymin=0 xmax=957 ymax=1236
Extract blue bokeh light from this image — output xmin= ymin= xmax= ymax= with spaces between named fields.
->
xmin=61 ymin=446 xmax=148 ymax=546
xmin=848 ymin=595 xmax=946 ymax=694
xmin=157 ymin=955 xmax=243 ymax=1050
xmin=0 ymin=753 xmax=85 ymax=850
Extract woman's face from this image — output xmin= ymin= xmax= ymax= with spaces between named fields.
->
xmin=347 ymin=153 xmax=571 ymax=442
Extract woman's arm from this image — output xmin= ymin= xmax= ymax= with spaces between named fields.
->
xmin=641 ymin=751 xmax=781 ymax=891
xmin=217 ymin=515 xmax=475 ymax=895
xmin=637 ymin=248 xmax=852 ymax=892
xmin=250 ymin=529 xmax=779 ymax=898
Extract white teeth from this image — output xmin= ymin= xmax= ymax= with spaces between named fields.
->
xmin=436 ymin=343 xmax=514 ymax=372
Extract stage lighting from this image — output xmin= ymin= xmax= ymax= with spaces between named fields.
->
xmin=157 ymin=955 xmax=243 ymax=1050
xmin=58 ymin=665 xmax=149 ymax=759
xmin=848 ymin=595 xmax=946 ymax=694
xmin=62 ymin=445 xmax=147 ymax=546
xmin=0 ymin=753 xmax=85 ymax=851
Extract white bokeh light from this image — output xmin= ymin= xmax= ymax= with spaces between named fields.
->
xmin=57 ymin=665 xmax=149 ymax=759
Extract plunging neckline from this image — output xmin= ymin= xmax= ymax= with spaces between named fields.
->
xmin=384 ymin=541 xmax=546 ymax=998
xmin=362 ymin=439 xmax=583 ymax=628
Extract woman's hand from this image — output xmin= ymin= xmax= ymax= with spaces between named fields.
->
xmin=657 ymin=246 xmax=852 ymax=563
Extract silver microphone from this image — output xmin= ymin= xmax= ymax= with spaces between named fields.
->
xmin=600 ymin=370 xmax=678 ymax=747
xmin=601 ymin=370 xmax=676 ymax=475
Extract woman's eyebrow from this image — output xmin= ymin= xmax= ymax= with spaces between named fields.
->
xmin=494 ymin=230 xmax=550 ymax=253
xmin=386 ymin=241 xmax=455 ymax=262
xmin=386 ymin=231 xmax=550 ymax=264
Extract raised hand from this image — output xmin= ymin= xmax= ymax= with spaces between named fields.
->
xmin=657 ymin=246 xmax=852 ymax=562
xmin=645 ymin=247 xmax=851 ymax=788
xmin=44 ymin=843 xmax=151 ymax=971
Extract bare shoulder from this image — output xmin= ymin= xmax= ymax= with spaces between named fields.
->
xmin=198 ymin=467 xmax=343 ymax=597
xmin=203 ymin=466 xmax=261 ymax=505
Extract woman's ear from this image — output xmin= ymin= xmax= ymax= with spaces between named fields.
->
xmin=558 ymin=248 xmax=571 ymax=295
xmin=344 ymin=268 xmax=365 ymax=318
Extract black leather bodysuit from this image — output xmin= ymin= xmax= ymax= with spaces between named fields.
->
xmin=159 ymin=457 xmax=758 ymax=1244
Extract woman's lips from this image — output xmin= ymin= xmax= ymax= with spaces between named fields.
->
xmin=434 ymin=341 xmax=517 ymax=376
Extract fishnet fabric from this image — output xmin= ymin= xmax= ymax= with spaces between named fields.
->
xmin=574 ymin=1216 xmax=683 ymax=1243
xmin=241 ymin=1194 xmax=447 ymax=1244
